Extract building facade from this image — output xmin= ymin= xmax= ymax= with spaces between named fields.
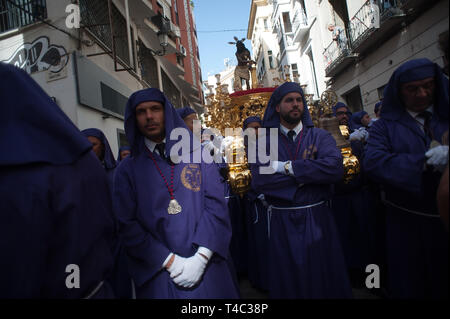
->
xmin=248 ymin=0 xmax=331 ymax=100
xmin=0 ymin=0 xmax=203 ymax=155
xmin=322 ymin=0 xmax=448 ymax=115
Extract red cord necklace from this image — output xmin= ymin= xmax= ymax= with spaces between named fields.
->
xmin=147 ymin=147 xmax=182 ymax=215
xmin=281 ymin=129 xmax=305 ymax=161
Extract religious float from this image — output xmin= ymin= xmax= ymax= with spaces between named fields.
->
xmin=203 ymin=38 xmax=360 ymax=196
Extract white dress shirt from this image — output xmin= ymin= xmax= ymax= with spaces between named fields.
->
xmin=407 ymin=106 xmax=434 ymax=133
xmin=280 ymin=122 xmax=303 ymax=141
xmin=145 ymin=137 xmax=167 ymax=156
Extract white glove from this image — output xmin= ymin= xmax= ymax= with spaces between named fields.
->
xmin=220 ymin=136 xmax=235 ymax=154
xmin=270 ymin=161 xmax=285 ymax=174
xmin=349 ymin=129 xmax=364 ymax=141
xmin=172 ymin=252 xmax=208 ymax=288
xmin=166 ymin=254 xmax=186 ymax=279
xmin=359 ymin=128 xmax=369 ymax=140
xmin=426 ymin=145 xmax=449 ymax=170
xmin=212 ymin=134 xmax=224 ymax=149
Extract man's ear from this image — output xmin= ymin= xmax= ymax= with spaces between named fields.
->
xmin=276 ymin=104 xmax=281 ymax=113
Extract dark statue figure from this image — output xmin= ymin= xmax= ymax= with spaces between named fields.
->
xmin=228 ymin=37 xmax=255 ymax=91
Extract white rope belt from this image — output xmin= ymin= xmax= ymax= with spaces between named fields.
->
xmin=382 ymin=198 xmax=440 ymax=218
xmin=380 ymin=191 xmax=440 ymax=219
xmin=83 ymin=281 xmax=104 ymax=299
xmin=267 ymin=201 xmax=326 ymax=238
xmin=253 ymin=202 xmax=259 ymax=224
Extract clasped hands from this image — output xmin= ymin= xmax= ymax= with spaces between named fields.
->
xmin=164 ymin=247 xmax=212 ymax=288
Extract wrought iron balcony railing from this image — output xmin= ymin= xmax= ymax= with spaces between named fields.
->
xmin=323 ymin=28 xmax=352 ymax=68
xmin=0 ymin=0 xmax=46 ymax=34
xmin=349 ymin=0 xmax=405 ymax=49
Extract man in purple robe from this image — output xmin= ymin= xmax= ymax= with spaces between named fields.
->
xmin=331 ymin=103 xmax=379 ymax=289
xmin=81 ymin=128 xmax=133 ymax=299
xmin=113 ymin=88 xmax=239 ymax=298
xmin=243 ymin=116 xmax=269 ymax=292
xmin=0 ymin=63 xmax=114 ymax=298
xmin=81 ymin=128 xmax=117 ymax=192
xmin=177 ymin=106 xmax=198 ymax=133
xmin=250 ymin=82 xmax=352 ymax=298
xmin=364 ymin=58 xmax=449 ymax=299
xmin=117 ymin=146 xmax=132 ymax=163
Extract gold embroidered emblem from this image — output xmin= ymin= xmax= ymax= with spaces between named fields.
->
xmin=303 ymin=145 xmax=318 ymax=160
xmin=181 ymin=164 xmax=202 ymax=192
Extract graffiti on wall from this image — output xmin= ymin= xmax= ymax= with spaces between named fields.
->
xmin=1 ymin=36 xmax=69 ymax=74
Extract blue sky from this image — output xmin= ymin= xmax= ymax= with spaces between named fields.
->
xmin=192 ymin=0 xmax=253 ymax=81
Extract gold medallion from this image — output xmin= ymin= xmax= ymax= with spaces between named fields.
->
xmin=168 ymin=199 xmax=182 ymax=215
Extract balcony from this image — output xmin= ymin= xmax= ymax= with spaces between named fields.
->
xmin=349 ymin=0 xmax=406 ymax=54
xmin=0 ymin=0 xmax=47 ymax=34
xmin=323 ymin=33 xmax=358 ymax=77
xmin=127 ymin=0 xmax=154 ymax=27
xmin=400 ymin=0 xmax=441 ymax=15
xmin=292 ymin=7 xmax=311 ymax=42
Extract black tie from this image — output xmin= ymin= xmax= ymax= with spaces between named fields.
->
xmin=418 ymin=111 xmax=433 ymax=139
xmin=287 ymin=130 xmax=296 ymax=142
xmin=155 ymin=143 xmax=166 ymax=161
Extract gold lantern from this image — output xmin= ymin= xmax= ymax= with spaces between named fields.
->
xmin=315 ymin=90 xmax=360 ymax=183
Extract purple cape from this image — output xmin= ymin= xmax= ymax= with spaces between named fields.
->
xmin=0 ymin=63 xmax=114 ymax=298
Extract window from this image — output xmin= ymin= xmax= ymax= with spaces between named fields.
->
xmin=176 ymin=53 xmax=185 ymax=68
xmin=156 ymin=2 xmax=164 ymax=16
xmin=174 ymin=0 xmax=179 ymax=25
xmin=0 ymin=0 xmax=46 ymax=33
xmin=307 ymin=49 xmax=319 ymax=98
xmin=282 ymin=12 xmax=292 ymax=33
xmin=279 ymin=37 xmax=285 ymax=54
xmin=117 ymin=129 xmax=129 ymax=148
xmin=377 ymin=85 xmax=386 ymax=100
xmin=268 ymin=50 xmax=275 ymax=69
xmin=300 ymin=0 xmax=307 ymax=19
xmin=291 ymin=63 xmax=299 ymax=79
xmin=263 ymin=18 xmax=268 ymax=31
xmin=138 ymin=39 xmax=159 ymax=89
xmin=80 ymin=0 xmax=134 ymax=67
xmin=161 ymin=69 xmax=181 ymax=108
xmin=344 ymin=86 xmax=364 ymax=113
xmin=258 ymin=58 xmax=266 ymax=82
xmin=100 ymin=82 xmax=128 ymax=116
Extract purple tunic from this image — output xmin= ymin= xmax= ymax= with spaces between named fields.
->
xmin=251 ymin=127 xmax=353 ymax=299
xmin=114 ymin=151 xmax=239 ymax=298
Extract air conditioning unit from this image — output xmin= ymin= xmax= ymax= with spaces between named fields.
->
xmin=179 ymin=45 xmax=187 ymax=57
